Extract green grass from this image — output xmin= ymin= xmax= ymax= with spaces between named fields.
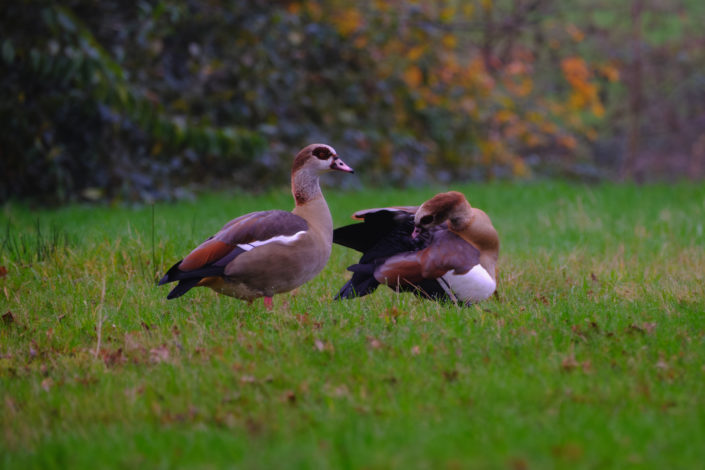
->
xmin=1 ymin=182 xmax=704 ymax=469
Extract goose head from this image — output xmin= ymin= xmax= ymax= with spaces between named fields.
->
xmin=291 ymin=144 xmax=353 ymax=205
xmin=292 ymin=144 xmax=354 ymax=176
xmin=412 ymin=191 xmax=472 ymax=238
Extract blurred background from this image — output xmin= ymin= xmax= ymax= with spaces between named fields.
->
xmin=2 ymin=0 xmax=704 ymax=204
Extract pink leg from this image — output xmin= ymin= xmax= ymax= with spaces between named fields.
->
xmin=263 ymin=296 xmax=273 ymax=310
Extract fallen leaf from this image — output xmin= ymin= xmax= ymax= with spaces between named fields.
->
xmin=628 ymin=322 xmax=657 ymax=335
xmin=551 ymin=442 xmax=584 ymax=460
xmin=149 ymin=344 xmax=170 ymax=363
xmin=101 ymin=348 xmax=125 ymax=367
xmin=41 ymin=377 xmax=53 ymax=392
xmin=75 ymin=375 xmax=98 ymax=386
xmin=561 ymin=355 xmax=579 ymax=371
xmin=2 ymin=311 xmax=14 ymax=325
xmin=0 ymin=266 xmax=7 ymax=278
xmin=4 ymin=396 xmax=17 ymax=414
xmin=313 ymin=339 xmax=334 ymax=353
xmin=509 ymin=457 xmax=529 ymax=470
xmin=443 ymin=370 xmax=459 ymax=382
xmin=296 ymin=313 xmax=322 ymax=329
xmin=124 ymin=332 xmax=142 ymax=352
xmin=246 ymin=417 xmax=262 ymax=435
xmin=282 ymin=390 xmax=296 ymax=404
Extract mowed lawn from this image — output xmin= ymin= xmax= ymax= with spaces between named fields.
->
xmin=1 ymin=182 xmax=704 ymax=469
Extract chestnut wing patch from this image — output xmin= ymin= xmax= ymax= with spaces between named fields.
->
xmin=215 ymin=210 xmax=308 ymax=246
xmin=417 ymin=229 xmax=480 ymax=278
xmin=159 ymin=210 xmax=308 ymax=299
xmin=374 ymin=229 xmax=479 ymax=290
xmin=179 ymin=210 xmax=308 ymax=271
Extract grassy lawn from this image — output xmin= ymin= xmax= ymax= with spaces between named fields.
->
xmin=1 ymin=182 xmax=704 ymax=469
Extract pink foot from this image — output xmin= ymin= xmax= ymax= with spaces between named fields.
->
xmin=263 ymin=296 xmax=273 ymax=311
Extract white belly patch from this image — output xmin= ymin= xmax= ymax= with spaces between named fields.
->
xmin=237 ymin=230 xmax=306 ymax=251
xmin=439 ymin=264 xmax=496 ymax=303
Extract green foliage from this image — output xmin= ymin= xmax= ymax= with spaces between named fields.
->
xmin=2 ymin=1 xmax=704 ymax=204
xmin=1 ymin=183 xmax=705 ymax=468
xmin=1 ymin=2 xmax=266 ymax=204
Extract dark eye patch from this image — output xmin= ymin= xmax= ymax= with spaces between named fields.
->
xmin=312 ymin=146 xmax=331 ymax=160
xmin=420 ymin=215 xmax=433 ymax=225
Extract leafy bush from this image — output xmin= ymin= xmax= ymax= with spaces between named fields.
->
xmin=2 ymin=1 xmax=704 ymax=203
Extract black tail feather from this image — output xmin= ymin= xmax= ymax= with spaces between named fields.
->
xmin=333 ymin=211 xmax=402 ymax=252
xmin=158 ymin=259 xmax=226 ymax=299
xmin=167 ymin=278 xmax=202 ymax=299
xmin=335 ymin=266 xmax=381 ymax=300
xmin=158 ymin=260 xmax=184 ymax=286
xmin=347 ymin=263 xmax=376 ymax=275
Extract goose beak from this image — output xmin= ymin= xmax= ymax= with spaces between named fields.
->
xmin=330 ymin=156 xmax=354 ymax=173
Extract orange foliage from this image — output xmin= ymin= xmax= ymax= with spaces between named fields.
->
xmin=309 ymin=0 xmax=616 ymax=176
xmin=332 ymin=8 xmax=363 ymax=36
xmin=561 ymin=57 xmax=605 ymax=117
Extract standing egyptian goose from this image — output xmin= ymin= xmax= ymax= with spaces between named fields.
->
xmin=159 ymin=144 xmax=354 ymax=306
xmin=333 ymin=191 xmax=499 ymax=304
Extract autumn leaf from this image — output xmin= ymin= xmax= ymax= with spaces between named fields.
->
xmin=101 ymin=348 xmax=126 ymax=367
xmin=333 ymin=8 xmax=364 ymax=36
xmin=0 ymin=266 xmax=7 ymax=278
xmin=149 ymin=344 xmax=170 ymax=363
xmin=2 ymin=311 xmax=14 ymax=325
xmin=561 ymin=354 xmax=579 ymax=371
xmin=565 ymin=24 xmax=585 ymax=42
xmin=600 ymin=63 xmax=620 ymax=82
xmin=443 ymin=370 xmax=459 ymax=382
xmin=314 ymin=339 xmax=333 ymax=353
xmin=41 ymin=377 xmax=53 ymax=392
xmin=281 ymin=390 xmax=296 ymax=404
xmin=404 ymin=66 xmax=423 ymax=88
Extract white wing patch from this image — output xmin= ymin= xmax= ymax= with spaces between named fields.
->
xmin=237 ymin=230 xmax=307 ymax=252
xmin=440 ymin=264 xmax=496 ymax=303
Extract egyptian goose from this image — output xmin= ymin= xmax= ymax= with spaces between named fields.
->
xmin=333 ymin=191 xmax=499 ymax=305
xmin=159 ymin=144 xmax=354 ymax=306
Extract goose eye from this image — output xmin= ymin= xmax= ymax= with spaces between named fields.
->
xmin=420 ymin=215 xmax=433 ymax=225
xmin=312 ymin=146 xmax=331 ymax=160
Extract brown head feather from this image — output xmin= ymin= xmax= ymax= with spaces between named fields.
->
xmin=422 ymin=191 xmax=466 ymax=219
xmin=415 ymin=191 xmax=470 ymax=229
xmin=291 ymin=143 xmax=334 ymax=175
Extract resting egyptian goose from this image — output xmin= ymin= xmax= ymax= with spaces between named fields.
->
xmin=159 ymin=144 xmax=354 ymax=306
xmin=333 ymin=191 xmax=499 ymax=305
